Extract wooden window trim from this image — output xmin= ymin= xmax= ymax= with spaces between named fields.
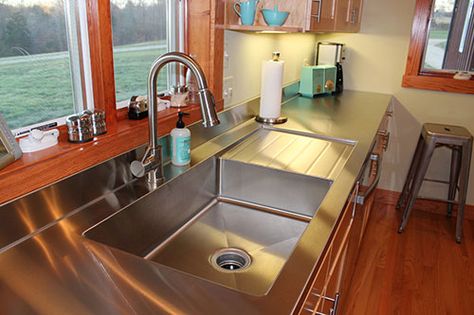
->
xmin=402 ymin=0 xmax=474 ymax=94
xmin=0 ymin=0 xmax=224 ymax=206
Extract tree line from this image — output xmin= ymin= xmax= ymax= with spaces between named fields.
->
xmin=0 ymin=0 xmax=167 ymax=58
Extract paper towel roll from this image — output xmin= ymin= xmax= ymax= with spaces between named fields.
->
xmin=259 ymin=59 xmax=284 ymax=119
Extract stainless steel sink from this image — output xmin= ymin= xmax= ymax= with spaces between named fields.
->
xmin=84 ymin=155 xmax=332 ymax=296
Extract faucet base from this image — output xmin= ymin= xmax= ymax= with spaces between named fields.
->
xmin=255 ymin=116 xmax=288 ymax=125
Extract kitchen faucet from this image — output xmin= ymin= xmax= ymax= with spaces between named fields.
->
xmin=130 ymin=52 xmax=220 ymax=186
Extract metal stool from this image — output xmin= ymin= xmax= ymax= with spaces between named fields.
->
xmin=397 ymin=123 xmax=472 ymax=243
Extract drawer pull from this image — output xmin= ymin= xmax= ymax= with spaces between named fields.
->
xmin=356 ymin=153 xmax=381 ymax=205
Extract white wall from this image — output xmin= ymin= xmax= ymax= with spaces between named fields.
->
xmin=224 ymin=31 xmax=318 ymax=107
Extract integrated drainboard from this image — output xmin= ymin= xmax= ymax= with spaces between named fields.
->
xmin=221 ymin=128 xmax=355 ymax=180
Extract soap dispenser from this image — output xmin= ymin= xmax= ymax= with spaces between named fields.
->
xmin=171 ymin=112 xmax=191 ymax=166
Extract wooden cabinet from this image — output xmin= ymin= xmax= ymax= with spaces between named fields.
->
xmin=308 ymin=0 xmax=337 ymax=32
xmin=335 ymin=0 xmax=363 ymax=32
xmin=307 ymin=0 xmax=363 ymax=33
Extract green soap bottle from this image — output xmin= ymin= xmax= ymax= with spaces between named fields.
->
xmin=171 ymin=112 xmax=191 ymax=166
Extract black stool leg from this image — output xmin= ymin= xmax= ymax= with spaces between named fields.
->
xmin=456 ymin=142 xmax=472 ymax=243
xmin=447 ymin=147 xmax=461 ymax=217
xmin=397 ymin=136 xmax=424 ymax=209
xmin=399 ymin=139 xmax=436 ymax=233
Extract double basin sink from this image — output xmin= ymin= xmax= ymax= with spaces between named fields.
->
xmin=83 ymin=128 xmax=355 ymax=296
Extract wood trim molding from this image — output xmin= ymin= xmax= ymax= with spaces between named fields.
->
xmin=86 ymin=0 xmax=118 ymax=130
xmin=187 ymin=0 xmax=225 ymax=111
xmin=402 ymin=0 xmax=474 ymax=94
xmin=375 ymin=188 xmax=474 ymax=221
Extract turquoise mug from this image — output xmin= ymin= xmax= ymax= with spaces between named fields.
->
xmin=234 ymin=0 xmax=260 ymax=26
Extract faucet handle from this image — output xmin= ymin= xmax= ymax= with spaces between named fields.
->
xmin=130 ymin=146 xmax=164 ymax=186
xmin=130 ymin=160 xmax=146 ymax=178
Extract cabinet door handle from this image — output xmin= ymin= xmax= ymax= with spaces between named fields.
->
xmin=312 ymin=0 xmax=323 ymax=23
xmin=329 ymin=293 xmax=340 ymax=315
xmin=331 ymin=0 xmax=336 ymax=19
xmin=350 ymin=8 xmax=357 ymax=24
xmin=346 ymin=0 xmax=352 ymax=22
xmin=377 ymin=130 xmax=390 ymax=151
xmin=356 ymin=153 xmax=381 ymax=205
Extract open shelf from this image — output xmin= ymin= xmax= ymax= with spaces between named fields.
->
xmin=222 ymin=24 xmax=304 ymax=33
xmin=223 ymin=0 xmax=308 ymax=33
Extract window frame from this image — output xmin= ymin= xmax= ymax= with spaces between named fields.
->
xmin=402 ymin=0 xmax=474 ymax=94
xmin=86 ymin=0 xmax=225 ymax=130
xmin=3 ymin=0 xmax=93 ymax=135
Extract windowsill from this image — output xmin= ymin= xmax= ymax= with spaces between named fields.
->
xmin=402 ymin=74 xmax=474 ymax=94
xmin=0 ymin=105 xmax=203 ymax=206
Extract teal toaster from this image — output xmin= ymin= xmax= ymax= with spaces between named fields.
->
xmin=299 ymin=65 xmax=337 ymax=98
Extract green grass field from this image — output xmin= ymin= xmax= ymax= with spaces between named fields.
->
xmin=428 ymin=29 xmax=449 ymax=40
xmin=0 ymin=42 xmax=167 ymax=130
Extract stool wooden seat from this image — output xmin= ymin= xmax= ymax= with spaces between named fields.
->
xmin=397 ymin=123 xmax=472 ymax=243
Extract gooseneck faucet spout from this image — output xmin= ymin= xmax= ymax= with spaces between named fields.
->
xmin=130 ymin=52 xmax=220 ymax=186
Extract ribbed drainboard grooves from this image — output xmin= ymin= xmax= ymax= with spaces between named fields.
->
xmin=221 ymin=129 xmax=354 ymax=180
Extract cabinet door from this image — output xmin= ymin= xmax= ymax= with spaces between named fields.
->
xmin=335 ymin=0 xmax=363 ymax=32
xmin=298 ymin=185 xmax=356 ymax=314
xmin=309 ymin=0 xmax=337 ymax=32
xmin=323 ymin=197 xmax=354 ymax=314
xmin=348 ymin=0 xmax=363 ymax=32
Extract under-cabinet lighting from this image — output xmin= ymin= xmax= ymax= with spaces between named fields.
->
xmin=258 ymin=30 xmax=288 ymax=34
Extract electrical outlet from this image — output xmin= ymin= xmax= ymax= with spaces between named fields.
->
xmin=224 ymin=37 xmax=230 ymax=73
xmin=223 ymin=76 xmax=233 ymax=106
xmin=341 ymin=47 xmax=348 ymax=63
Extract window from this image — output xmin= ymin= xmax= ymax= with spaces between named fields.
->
xmin=422 ymin=0 xmax=474 ymax=72
xmin=403 ymin=0 xmax=474 ymax=94
xmin=0 ymin=0 xmax=91 ymax=132
xmin=110 ymin=0 xmax=176 ymax=107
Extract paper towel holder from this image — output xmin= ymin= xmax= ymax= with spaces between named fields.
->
xmin=256 ymin=51 xmax=288 ymax=125
xmin=255 ymin=116 xmax=288 ymax=124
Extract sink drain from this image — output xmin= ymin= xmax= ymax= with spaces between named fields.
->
xmin=210 ymin=248 xmax=251 ymax=272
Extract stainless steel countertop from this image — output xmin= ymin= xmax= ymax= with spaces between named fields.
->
xmin=0 ymin=90 xmax=391 ymax=315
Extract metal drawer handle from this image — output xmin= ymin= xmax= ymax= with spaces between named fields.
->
xmin=377 ymin=130 xmax=390 ymax=151
xmin=356 ymin=153 xmax=381 ymax=205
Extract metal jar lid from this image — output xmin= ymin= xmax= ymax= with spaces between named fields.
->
xmin=66 ymin=112 xmax=92 ymax=128
xmin=89 ymin=110 xmax=107 ymax=136
xmin=66 ymin=112 xmax=94 ymax=143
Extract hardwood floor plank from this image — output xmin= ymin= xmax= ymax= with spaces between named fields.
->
xmin=344 ymin=200 xmax=474 ymax=315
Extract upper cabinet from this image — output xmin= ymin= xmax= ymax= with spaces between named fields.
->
xmin=222 ymin=0 xmax=363 ymax=33
xmin=308 ymin=0 xmax=363 ymax=32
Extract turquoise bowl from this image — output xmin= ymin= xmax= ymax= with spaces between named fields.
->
xmin=261 ymin=9 xmax=289 ymax=26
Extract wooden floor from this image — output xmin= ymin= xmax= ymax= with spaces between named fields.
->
xmin=343 ymin=199 xmax=474 ymax=315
